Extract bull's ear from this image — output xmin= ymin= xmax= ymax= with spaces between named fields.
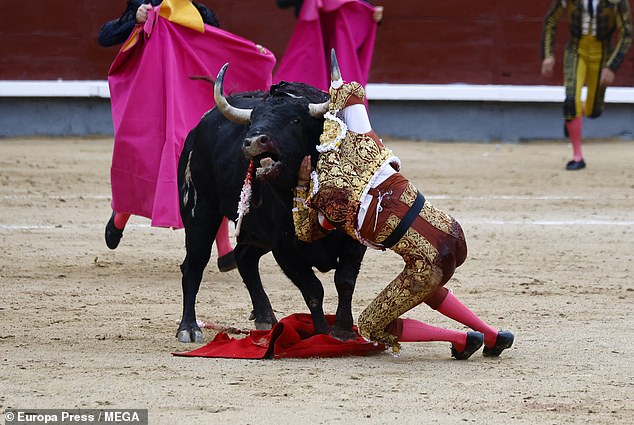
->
xmin=214 ymin=63 xmax=252 ymax=124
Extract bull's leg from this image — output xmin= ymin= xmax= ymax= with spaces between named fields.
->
xmin=331 ymin=239 xmax=367 ymax=341
xmin=177 ymin=212 xmax=221 ymax=343
xmin=234 ymin=244 xmax=277 ymax=330
xmin=271 ymin=250 xmax=329 ymax=335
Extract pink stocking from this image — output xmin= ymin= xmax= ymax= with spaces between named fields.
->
xmin=214 ymin=217 xmax=233 ymax=257
xmin=566 ymin=117 xmax=583 ymax=161
xmin=398 ymin=318 xmax=468 ymax=351
xmin=431 ymin=288 xmax=499 ymax=349
xmin=113 ymin=212 xmax=130 ymax=230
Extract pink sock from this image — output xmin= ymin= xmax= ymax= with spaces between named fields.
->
xmin=399 ymin=318 xmax=468 ymax=351
xmin=113 ymin=212 xmax=130 ymax=230
xmin=215 ymin=217 xmax=233 ymax=257
xmin=566 ymin=117 xmax=583 ymax=161
xmin=435 ymin=290 xmax=499 ymax=348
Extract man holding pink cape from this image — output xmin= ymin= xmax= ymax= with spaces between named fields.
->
xmin=102 ymin=0 xmax=275 ymax=272
xmin=275 ymin=0 xmax=383 ymax=92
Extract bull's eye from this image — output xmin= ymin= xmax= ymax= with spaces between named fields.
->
xmin=291 ymin=118 xmax=300 ymax=124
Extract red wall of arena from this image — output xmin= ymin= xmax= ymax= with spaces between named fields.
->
xmin=1 ymin=0 xmax=632 ymax=86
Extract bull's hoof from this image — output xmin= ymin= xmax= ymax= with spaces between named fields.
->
xmin=177 ymin=328 xmax=204 ymax=343
xmin=329 ymin=327 xmax=357 ymax=341
xmin=313 ymin=319 xmax=330 ymax=336
xmin=254 ymin=321 xmax=273 ymax=330
xmin=249 ymin=310 xmax=277 ymax=330
xmin=217 ymin=251 xmax=237 ymax=272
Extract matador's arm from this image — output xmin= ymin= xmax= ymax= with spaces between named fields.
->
xmin=606 ymin=0 xmax=633 ymax=72
xmin=292 ymin=156 xmax=332 ymax=243
xmin=541 ymin=0 xmax=564 ymax=60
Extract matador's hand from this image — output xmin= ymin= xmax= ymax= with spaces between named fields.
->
xmin=600 ymin=68 xmax=615 ymax=86
xmin=373 ymin=6 xmax=384 ymax=23
xmin=136 ymin=3 xmax=152 ymax=23
xmin=541 ymin=56 xmax=555 ymax=78
xmin=298 ymin=155 xmax=312 ymax=185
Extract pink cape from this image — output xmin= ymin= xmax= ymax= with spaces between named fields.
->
xmin=273 ymin=0 xmax=377 ymax=92
xmin=107 ymin=9 xmax=276 ymax=228
xmin=172 ymin=313 xmax=385 ymax=359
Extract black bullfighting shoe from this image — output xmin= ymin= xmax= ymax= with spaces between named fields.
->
xmin=451 ymin=331 xmax=484 ymax=360
xmin=566 ymin=159 xmax=586 ymax=170
xmin=104 ymin=212 xmax=123 ymax=250
xmin=217 ymin=251 xmax=237 ymax=272
xmin=483 ymin=330 xmax=514 ymax=357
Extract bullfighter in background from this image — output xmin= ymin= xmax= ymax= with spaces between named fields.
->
xmin=541 ymin=0 xmax=632 ymax=170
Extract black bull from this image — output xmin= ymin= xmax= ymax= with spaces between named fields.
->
xmin=176 ymin=70 xmax=366 ymax=343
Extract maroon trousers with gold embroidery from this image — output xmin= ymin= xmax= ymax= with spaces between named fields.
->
xmin=356 ymin=173 xmax=467 ymax=347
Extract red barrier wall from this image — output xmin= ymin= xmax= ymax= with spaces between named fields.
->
xmin=0 ymin=0 xmax=632 ymax=86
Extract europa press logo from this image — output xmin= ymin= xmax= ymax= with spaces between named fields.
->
xmin=4 ymin=409 xmax=149 ymax=424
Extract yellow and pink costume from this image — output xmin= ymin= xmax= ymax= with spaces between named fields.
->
xmin=542 ymin=0 xmax=632 ymax=120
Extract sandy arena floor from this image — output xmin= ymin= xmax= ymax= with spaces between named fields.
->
xmin=0 ymin=136 xmax=632 ymax=424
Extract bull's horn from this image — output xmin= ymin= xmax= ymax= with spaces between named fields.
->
xmin=214 ymin=63 xmax=252 ymax=125
xmin=329 ymin=48 xmax=345 ymax=92
xmin=306 ymin=48 xmax=341 ymax=117
xmin=308 ymin=99 xmax=330 ymax=118
xmin=330 ymin=48 xmax=342 ymax=85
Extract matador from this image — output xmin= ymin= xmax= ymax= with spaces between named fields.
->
xmin=292 ymin=51 xmax=514 ymax=358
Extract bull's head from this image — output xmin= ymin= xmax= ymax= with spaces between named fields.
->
xmin=214 ymin=63 xmax=330 ymax=183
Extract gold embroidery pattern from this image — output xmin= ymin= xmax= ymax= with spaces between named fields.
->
xmin=357 ymin=197 xmax=471 ymax=348
xmin=293 ymin=205 xmax=329 ymax=243
xmin=292 ymin=185 xmax=330 ymax=242
xmin=397 ymin=181 xmax=464 ymax=241
xmin=329 ymin=82 xmax=365 ymax=110
xmin=312 ymin=129 xmax=396 ymax=239
xmin=319 ymin=120 xmax=344 ymax=148
xmin=374 ymin=211 xmax=440 ymax=265
xmin=357 ymin=241 xmax=444 ymax=349
xmin=357 ymin=214 xmax=445 ymax=349
xmin=399 ymin=182 xmax=418 ymax=205
xmin=394 ymin=226 xmax=438 ymax=266
xmin=374 ymin=214 xmax=399 ymax=245
xmin=420 ymin=201 xmax=465 ymax=240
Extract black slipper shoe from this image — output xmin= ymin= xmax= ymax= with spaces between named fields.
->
xmin=451 ymin=331 xmax=484 ymax=360
xmin=105 ymin=212 xmax=124 ymax=250
xmin=483 ymin=330 xmax=514 ymax=357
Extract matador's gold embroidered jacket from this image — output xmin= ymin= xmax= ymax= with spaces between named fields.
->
xmin=541 ymin=0 xmax=633 ymax=71
xmin=292 ymin=82 xmax=400 ymax=247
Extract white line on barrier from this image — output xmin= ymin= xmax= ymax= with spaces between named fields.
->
xmin=3 ymin=81 xmax=634 ymax=104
